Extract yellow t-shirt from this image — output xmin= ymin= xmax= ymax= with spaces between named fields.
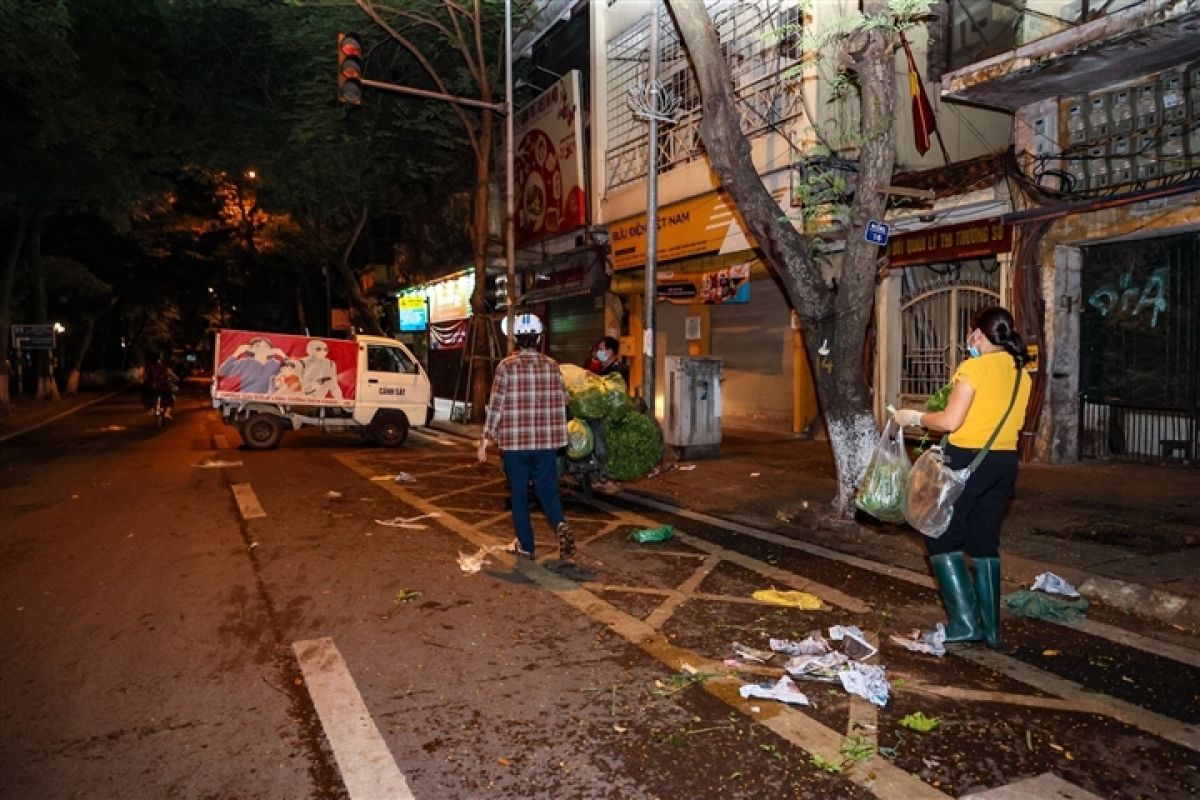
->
xmin=947 ymin=352 xmax=1031 ymax=450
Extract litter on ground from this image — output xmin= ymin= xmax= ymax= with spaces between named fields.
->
xmin=375 ymin=512 xmax=442 ymax=529
xmin=829 ymin=625 xmax=877 ymax=660
xmin=677 ymin=464 xmax=697 ymax=471
xmin=456 ymin=544 xmax=506 ymax=574
xmin=838 ymin=662 xmax=890 ymax=707
xmin=1031 ymin=571 xmax=1080 ymax=597
xmin=326 ymin=490 xmax=343 ymax=498
xmin=752 ymin=589 xmax=822 ymax=609
xmin=629 ymin=525 xmax=674 ymax=543
xmin=731 ymin=642 xmax=775 ymax=663
xmin=888 ymin=623 xmax=946 ymax=657
xmin=193 ymin=458 xmax=244 ymax=468
xmin=1004 ymin=589 xmax=1089 ymax=622
xmin=738 ymin=675 xmax=810 ymax=706
xmin=770 ymin=633 xmax=831 ymax=656
xmin=785 ymin=652 xmax=848 ymax=682
xmin=393 ymin=472 xmax=416 ymax=484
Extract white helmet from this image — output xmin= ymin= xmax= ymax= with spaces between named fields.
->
xmin=502 ymin=312 xmax=543 ymax=336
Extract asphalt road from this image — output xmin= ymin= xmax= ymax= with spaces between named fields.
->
xmin=2 ymin=386 xmax=1198 ymax=799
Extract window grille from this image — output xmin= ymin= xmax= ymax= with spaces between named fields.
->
xmin=606 ymin=0 xmax=805 ymax=191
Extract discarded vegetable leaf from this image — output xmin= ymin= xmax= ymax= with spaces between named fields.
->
xmin=899 ymin=712 xmax=940 ymax=732
xmin=810 ymin=753 xmax=843 ymax=773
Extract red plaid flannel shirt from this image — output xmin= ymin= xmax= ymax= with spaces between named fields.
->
xmin=483 ymin=350 xmax=569 ymax=451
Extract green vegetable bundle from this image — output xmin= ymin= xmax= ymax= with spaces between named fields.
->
xmin=604 ymin=412 xmax=663 ymax=481
xmin=566 ymin=372 xmax=631 ymax=422
xmin=925 ymin=382 xmax=953 ymax=412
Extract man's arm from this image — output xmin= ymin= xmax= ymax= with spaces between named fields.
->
xmin=477 ymin=366 xmax=507 ymax=462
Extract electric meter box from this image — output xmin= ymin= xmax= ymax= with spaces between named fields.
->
xmin=664 ymin=356 xmax=723 ymax=459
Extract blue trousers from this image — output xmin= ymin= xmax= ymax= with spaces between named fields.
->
xmin=501 ymin=449 xmax=565 ymax=555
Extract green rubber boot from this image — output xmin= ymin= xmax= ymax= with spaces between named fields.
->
xmin=929 ymin=552 xmax=983 ymax=642
xmin=973 ymin=557 xmax=1002 ymax=648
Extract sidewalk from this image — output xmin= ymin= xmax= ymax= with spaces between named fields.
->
xmin=433 ymin=419 xmax=1200 ymax=632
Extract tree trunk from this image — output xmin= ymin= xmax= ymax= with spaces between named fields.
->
xmin=666 ymin=0 xmax=898 ymax=515
xmin=27 ymin=215 xmax=60 ymax=401
xmin=0 ymin=207 xmax=29 ymax=407
xmin=468 ymin=114 xmax=495 ymax=423
xmin=334 ymin=206 xmax=386 ymax=337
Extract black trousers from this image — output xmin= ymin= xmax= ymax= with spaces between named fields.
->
xmin=924 ymin=444 xmax=1018 ymax=558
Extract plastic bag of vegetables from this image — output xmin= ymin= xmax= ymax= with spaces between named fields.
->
xmin=604 ymin=412 xmax=663 ymax=481
xmin=598 ymin=374 xmax=631 ymax=422
xmin=566 ymin=419 xmax=594 ymax=460
xmin=568 ymin=378 xmax=608 ymax=419
xmin=854 ymin=419 xmax=911 ymax=524
xmin=560 ymin=364 xmax=591 ymax=395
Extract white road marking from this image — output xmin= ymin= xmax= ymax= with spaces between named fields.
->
xmin=231 ymin=483 xmax=267 ymax=519
xmin=293 ymin=638 xmax=414 ymax=800
xmin=962 ymin=772 xmax=1105 ymax=799
xmin=213 ymin=434 xmax=229 ymax=449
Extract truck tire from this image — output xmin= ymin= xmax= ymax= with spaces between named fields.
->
xmin=370 ymin=412 xmax=409 ymax=447
xmin=242 ymin=413 xmax=285 ymax=450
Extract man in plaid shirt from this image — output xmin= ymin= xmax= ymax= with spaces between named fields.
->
xmin=476 ymin=313 xmax=576 ymax=561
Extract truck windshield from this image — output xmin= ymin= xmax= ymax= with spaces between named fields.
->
xmin=367 ymin=345 xmax=417 ymax=374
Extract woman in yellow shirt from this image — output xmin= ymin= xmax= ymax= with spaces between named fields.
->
xmin=894 ymin=307 xmax=1031 ymax=648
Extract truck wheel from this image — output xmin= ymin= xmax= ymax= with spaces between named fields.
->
xmin=242 ymin=413 xmax=284 ymax=450
xmin=371 ymin=413 xmax=409 ymax=447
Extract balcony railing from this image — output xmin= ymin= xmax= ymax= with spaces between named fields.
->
xmin=946 ymin=0 xmax=1149 ymax=71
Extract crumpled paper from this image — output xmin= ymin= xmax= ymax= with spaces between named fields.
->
xmin=738 ymin=675 xmax=810 ymax=706
xmin=456 ymin=544 xmax=505 ymax=574
xmin=838 ymin=662 xmax=890 ymax=707
xmin=785 ymin=652 xmax=849 ymax=682
xmin=731 ymin=642 xmax=775 ymax=663
xmin=889 ymin=623 xmax=946 ymax=657
xmin=770 ymin=633 xmax=830 ymax=656
xmin=1031 ymin=571 xmax=1080 ymax=598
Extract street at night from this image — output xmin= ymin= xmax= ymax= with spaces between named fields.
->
xmin=4 ymin=0 xmax=1200 ymax=798
xmin=2 ymin=387 xmax=1196 ymax=798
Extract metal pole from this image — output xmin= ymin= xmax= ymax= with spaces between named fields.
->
xmin=643 ymin=1 xmax=660 ymax=415
xmin=504 ymin=0 xmax=516 ymax=353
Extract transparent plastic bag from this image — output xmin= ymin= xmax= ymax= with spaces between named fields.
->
xmin=903 ymin=445 xmax=969 ymax=538
xmin=854 ymin=420 xmax=911 ymax=524
xmin=566 ymin=418 xmax=594 ymax=460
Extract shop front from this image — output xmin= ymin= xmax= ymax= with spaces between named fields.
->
xmin=875 ymin=218 xmax=1014 ymax=421
xmin=608 ymin=190 xmax=818 ymax=434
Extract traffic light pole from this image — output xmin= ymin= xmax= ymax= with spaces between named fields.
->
xmin=358 ymin=79 xmax=505 ymax=113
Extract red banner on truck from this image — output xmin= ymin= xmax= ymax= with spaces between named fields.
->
xmin=214 ymin=330 xmax=357 ymax=408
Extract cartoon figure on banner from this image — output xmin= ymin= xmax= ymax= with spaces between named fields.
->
xmin=301 ymin=339 xmax=343 ymax=400
xmin=218 ymin=336 xmax=288 ymax=394
xmin=270 ymin=359 xmax=305 ymax=397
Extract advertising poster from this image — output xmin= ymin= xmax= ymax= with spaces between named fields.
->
xmin=514 ymin=70 xmax=587 ymax=246
xmin=657 ymin=263 xmax=751 ymax=305
xmin=398 ymin=294 xmax=428 ymax=332
xmin=214 ymin=330 xmax=357 ymax=407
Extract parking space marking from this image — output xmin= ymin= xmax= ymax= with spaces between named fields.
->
xmin=293 ymin=637 xmax=414 ymax=800
xmin=231 ymin=483 xmax=267 ymax=520
xmin=966 ymin=772 xmax=1105 ymax=800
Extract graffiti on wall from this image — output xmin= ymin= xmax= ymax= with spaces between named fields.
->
xmin=1086 ymin=266 xmax=1168 ymax=328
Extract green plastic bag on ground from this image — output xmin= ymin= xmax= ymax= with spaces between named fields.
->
xmin=566 ymin=419 xmax=594 ymax=460
xmin=630 ymin=525 xmax=674 ymax=543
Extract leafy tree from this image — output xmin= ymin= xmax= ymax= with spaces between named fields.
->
xmin=666 ymin=0 xmax=925 ymax=512
xmin=353 ymin=0 xmax=518 ymax=419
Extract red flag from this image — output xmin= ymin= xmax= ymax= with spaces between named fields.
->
xmin=900 ymin=32 xmax=936 ymax=156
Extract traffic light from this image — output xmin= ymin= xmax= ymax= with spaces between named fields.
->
xmin=337 ymin=33 xmax=363 ymax=106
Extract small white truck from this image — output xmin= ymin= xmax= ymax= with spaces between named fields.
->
xmin=210 ymin=329 xmax=433 ymax=450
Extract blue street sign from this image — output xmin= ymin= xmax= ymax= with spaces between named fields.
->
xmin=864 ymin=220 xmax=890 ymax=246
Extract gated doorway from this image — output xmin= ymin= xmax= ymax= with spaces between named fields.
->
xmin=899 ymin=260 xmax=1002 ymax=408
xmin=1079 ymin=232 xmax=1199 ymax=467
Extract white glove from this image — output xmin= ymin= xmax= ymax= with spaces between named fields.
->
xmin=893 ymin=408 xmax=925 ymax=427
